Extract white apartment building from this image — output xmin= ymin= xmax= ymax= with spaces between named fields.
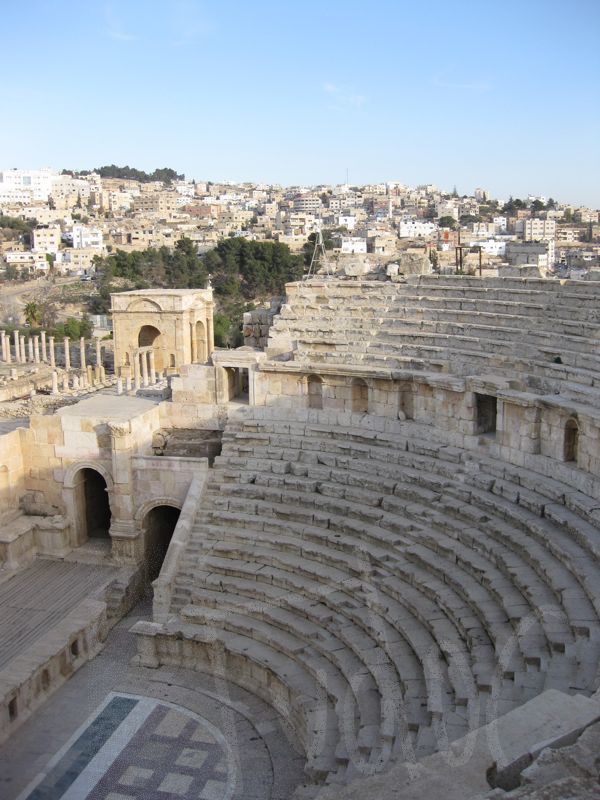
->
xmin=340 ymin=237 xmax=367 ymax=254
xmin=468 ymin=238 xmax=507 ymax=257
xmin=0 ymin=168 xmax=58 ymax=203
xmin=398 ymin=220 xmax=437 ymax=238
xmin=493 ymin=216 xmax=508 ymax=232
xmin=70 ymin=224 xmax=103 ymax=250
xmin=336 ymin=214 xmax=356 ymax=231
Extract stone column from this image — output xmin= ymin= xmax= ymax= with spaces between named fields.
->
xmin=72 ymin=374 xmax=80 ymax=390
xmin=108 ymin=421 xmax=140 ymax=565
xmin=206 ymin=305 xmax=215 ymax=357
xmin=5 ymin=332 xmax=11 ymax=364
xmin=79 ymin=337 xmax=86 ymax=370
xmin=33 ymin=336 xmax=40 ymax=363
xmin=148 ymin=350 xmax=156 ymax=384
xmin=63 ymin=337 xmax=71 ymax=370
xmin=49 ymin=336 xmax=56 ymax=367
xmin=21 ymin=336 xmax=27 ymax=363
xmin=41 ymin=330 xmax=47 ymax=362
xmin=116 ymin=377 xmax=123 ymax=395
xmin=190 ymin=322 xmax=198 ymax=363
xmin=13 ymin=330 xmax=20 ymax=363
xmin=133 ymin=351 xmax=141 ymax=390
xmin=62 ymin=374 xmax=69 ymax=391
xmin=0 ymin=331 xmax=6 ymax=362
xmin=141 ymin=350 xmax=149 ymax=387
xmin=95 ymin=337 xmax=102 ymax=368
xmin=125 ymin=376 xmax=132 ymax=393
xmin=27 ymin=338 xmax=33 ymax=363
xmin=51 ymin=371 xmax=59 ymax=395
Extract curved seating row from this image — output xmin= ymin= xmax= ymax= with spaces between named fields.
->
xmin=265 ymin=277 xmax=600 ymax=404
xmin=170 ymin=408 xmax=600 ymax=788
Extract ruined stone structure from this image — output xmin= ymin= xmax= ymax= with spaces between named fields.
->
xmin=1 ymin=274 xmax=600 ymax=799
xmin=111 ymin=288 xmax=215 ymax=378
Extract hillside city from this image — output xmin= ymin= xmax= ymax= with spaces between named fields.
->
xmin=1 ymin=166 xmax=599 ymax=281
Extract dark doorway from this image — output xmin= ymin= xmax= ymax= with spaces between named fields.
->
xmin=78 ymin=468 xmax=111 ymax=539
xmin=144 ymin=505 xmax=181 ymax=582
xmin=475 ymin=393 xmax=497 ymax=435
xmin=225 ymin=367 xmax=249 ymax=403
xmin=564 ymin=418 xmax=579 ymax=462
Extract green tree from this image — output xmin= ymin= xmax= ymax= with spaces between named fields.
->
xmin=24 ymin=301 xmax=41 ymax=326
xmin=438 ymin=216 xmax=457 ymax=229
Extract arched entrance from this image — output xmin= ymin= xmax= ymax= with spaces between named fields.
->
xmin=564 ymin=418 xmax=579 ymax=462
xmin=75 ymin=468 xmax=111 ymax=540
xmin=307 ymin=375 xmax=323 ymax=409
xmin=351 ymin=378 xmax=368 ymax=413
xmin=143 ymin=505 xmax=181 ymax=582
xmin=138 ymin=325 xmax=163 ymax=371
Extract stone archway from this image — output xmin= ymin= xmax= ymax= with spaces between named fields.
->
xmin=63 ymin=461 xmax=114 ymax=548
xmin=142 ymin=504 xmax=181 ymax=582
xmin=138 ymin=325 xmax=163 ymax=371
xmin=75 ymin=468 xmax=111 ymax=541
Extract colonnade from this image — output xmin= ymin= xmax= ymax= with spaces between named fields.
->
xmin=0 ymin=329 xmax=106 ymax=373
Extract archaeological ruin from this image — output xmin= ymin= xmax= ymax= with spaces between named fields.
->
xmin=1 ymin=274 xmax=600 ymax=799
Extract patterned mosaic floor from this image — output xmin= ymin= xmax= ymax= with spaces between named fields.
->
xmin=0 ymin=605 xmax=306 ymax=800
xmin=18 ymin=694 xmax=237 ymax=800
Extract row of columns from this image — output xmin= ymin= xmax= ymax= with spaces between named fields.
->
xmin=50 ymin=367 xmax=106 ymax=395
xmin=114 ymin=348 xmax=163 ymax=395
xmin=0 ymin=330 xmax=105 ymax=371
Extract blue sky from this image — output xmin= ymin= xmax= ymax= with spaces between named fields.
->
xmin=1 ymin=0 xmax=599 ymax=206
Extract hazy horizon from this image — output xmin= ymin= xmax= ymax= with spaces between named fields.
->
xmin=1 ymin=0 xmax=599 ymax=207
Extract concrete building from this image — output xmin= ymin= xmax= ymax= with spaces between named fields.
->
xmin=340 ymin=236 xmax=367 ymax=254
xmin=0 ymin=168 xmax=57 ymax=203
xmin=523 ymin=218 xmax=557 ymax=241
xmin=292 ymin=194 xmax=323 ymax=213
xmin=70 ymin=224 xmax=103 ymax=250
xmin=32 ymin=225 xmax=61 ymax=255
xmin=398 ymin=219 xmax=437 ymax=238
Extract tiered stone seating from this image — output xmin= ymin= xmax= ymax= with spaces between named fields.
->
xmin=267 ymin=280 xmax=400 ymax=365
xmin=265 ymin=276 xmax=600 ymax=402
xmin=365 ymin=276 xmax=600 ymax=398
xmin=170 ymin=407 xmax=600 ymax=789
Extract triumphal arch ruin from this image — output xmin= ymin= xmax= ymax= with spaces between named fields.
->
xmin=1 ymin=274 xmax=600 ymax=799
xmin=111 ymin=287 xmax=215 ymax=377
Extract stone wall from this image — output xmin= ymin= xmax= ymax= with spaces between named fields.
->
xmin=0 ymin=426 xmax=28 ymax=512
xmin=243 ymin=300 xmax=283 ymax=349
